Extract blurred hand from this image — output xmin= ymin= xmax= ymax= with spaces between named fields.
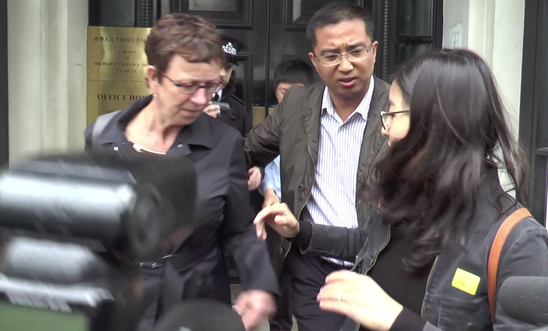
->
xmin=233 ymin=290 xmax=276 ymax=330
xmin=317 ymin=271 xmax=403 ymax=331
xmin=247 ymin=167 xmax=262 ymax=191
xmin=203 ymin=102 xmax=221 ymax=118
xmin=254 ymin=203 xmax=299 ymax=240
xmin=262 ymin=188 xmax=280 ymax=209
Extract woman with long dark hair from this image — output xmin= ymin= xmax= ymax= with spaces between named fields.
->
xmin=254 ymin=48 xmax=548 ymax=330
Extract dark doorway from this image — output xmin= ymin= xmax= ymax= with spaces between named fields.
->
xmin=0 ymin=0 xmax=8 ymax=166
xmin=519 ymin=0 xmax=548 ymax=225
xmin=89 ymin=0 xmax=443 ymax=125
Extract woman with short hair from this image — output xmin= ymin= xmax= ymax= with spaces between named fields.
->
xmin=86 ymin=13 xmax=278 ymax=331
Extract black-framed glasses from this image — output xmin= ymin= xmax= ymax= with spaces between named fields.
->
xmin=380 ymin=110 xmax=410 ymax=130
xmin=314 ymin=43 xmax=375 ymax=66
xmin=160 ymin=72 xmax=225 ymax=94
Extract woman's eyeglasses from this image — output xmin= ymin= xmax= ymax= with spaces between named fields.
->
xmin=160 ymin=72 xmax=225 ymax=94
xmin=380 ymin=110 xmax=410 ymax=130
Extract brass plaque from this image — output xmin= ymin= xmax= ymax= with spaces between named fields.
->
xmin=87 ymin=26 xmax=152 ymax=125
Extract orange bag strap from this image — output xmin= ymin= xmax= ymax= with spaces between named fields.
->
xmin=487 ymin=207 xmax=532 ymax=323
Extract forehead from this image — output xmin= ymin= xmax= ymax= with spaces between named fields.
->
xmin=165 ymin=55 xmax=221 ymax=81
xmin=314 ymin=20 xmax=370 ymax=50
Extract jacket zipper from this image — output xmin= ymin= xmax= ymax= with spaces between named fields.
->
xmin=420 ymin=256 xmax=439 ymax=317
xmin=284 ymin=119 xmax=317 ymax=260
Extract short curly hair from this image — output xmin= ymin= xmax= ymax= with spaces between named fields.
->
xmin=145 ymin=13 xmax=226 ymax=73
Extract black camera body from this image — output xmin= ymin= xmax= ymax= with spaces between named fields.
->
xmin=0 ymin=152 xmax=197 ymax=331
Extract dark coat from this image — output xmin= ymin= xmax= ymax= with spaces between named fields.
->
xmin=218 ymin=83 xmax=253 ymax=137
xmin=85 ymin=95 xmax=279 ymax=331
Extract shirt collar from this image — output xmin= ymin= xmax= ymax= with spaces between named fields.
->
xmin=95 ymin=95 xmax=215 ymax=149
xmin=321 ymin=75 xmax=375 ymax=121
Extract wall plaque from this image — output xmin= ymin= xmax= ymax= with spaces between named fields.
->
xmin=87 ymin=26 xmax=152 ymax=125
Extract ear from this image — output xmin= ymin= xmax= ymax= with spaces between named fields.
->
xmin=308 ymin=52 xmax=319 ymax=73
xmin=146 ymin=66 xmax=160 ymax=94
xmin=371 ymin=41 xmax=378 ymax=65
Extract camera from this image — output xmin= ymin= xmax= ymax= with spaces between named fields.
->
xmin=0 ymin=152 xmax=197 ymax=331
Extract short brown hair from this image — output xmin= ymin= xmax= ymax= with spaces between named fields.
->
xmin=145 ymin=13 xmax=225 ymax=73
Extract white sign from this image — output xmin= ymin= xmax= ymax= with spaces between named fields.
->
xmin=450 ymin=22 xmax=463 ymax=48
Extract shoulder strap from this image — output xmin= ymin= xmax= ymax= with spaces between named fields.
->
xmin=487 ymin=207 xmax=532 ymax=323
xmin=91 ymin=110 xmax=121 ymax=147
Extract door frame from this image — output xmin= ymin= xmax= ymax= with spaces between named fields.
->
xmin=519 ymin=0 xmax=548 ymax=224
xmin=0 ymin=0 xmax=8 ymax=166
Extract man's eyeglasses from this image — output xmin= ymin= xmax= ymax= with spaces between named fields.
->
xmin=160 ymin=72 xmax=225 ymax=94
xmin=314 ymin=43 xmax=375 ymax=66
xmin=380 ymin=110 xmax=410 ymax=130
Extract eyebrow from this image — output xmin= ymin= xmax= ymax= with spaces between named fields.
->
xmin=388 ymin=99 xmax=395 ymax=106
xmin=319 ymin=42 xmax=367 ymax=55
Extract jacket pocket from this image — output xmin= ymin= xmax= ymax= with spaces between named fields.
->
xmin=437 ymin=298 xmax=491 ymax=331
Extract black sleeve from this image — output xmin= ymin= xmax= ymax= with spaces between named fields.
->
xmin=291 ymin=221 xmax=313 ymax=246
xmin=219 ymin=134 xmax=280 ymax=296
xmin=297 ymin=221 xmax=369 ymax=263
xmin=389 ymin=308 xmax=426 ymax=331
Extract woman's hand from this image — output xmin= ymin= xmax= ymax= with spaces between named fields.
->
xmin=253 ymin=203 xmax=300 ymax=240
xmin=262 ymin=188 xmax=280 ymax=208
xmin=317 ymin=271 xmax=403 ymax=331
xmin=203 ymin=102 xmax=221 ymax=118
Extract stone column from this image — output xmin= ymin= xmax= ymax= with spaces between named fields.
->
xmin=8 ymin=0 xmax=88 ymax=162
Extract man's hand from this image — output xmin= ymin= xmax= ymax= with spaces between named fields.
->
xmin=233 ymin=290 xmax=276 ymax=330
xmin=247 ymin=166 xmax=262 ymax=191
xmin=203 ymin=102 xmax=221 ymax=118
xmin=262 ymin=188 xmax=280 ymax=208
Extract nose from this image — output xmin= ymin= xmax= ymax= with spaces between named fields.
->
xmin=338 ymin=55 xmax=353 ymax=73
xmin=190 ymin=87 xmax=209 ymax=106
xmin=380 ymin=126 xmax=388 ymax=137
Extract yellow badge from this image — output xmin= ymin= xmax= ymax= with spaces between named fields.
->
xmin=452 ymin=268 xmax=481 ymax=295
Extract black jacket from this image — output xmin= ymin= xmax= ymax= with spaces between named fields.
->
xmin=218 ymin=83 xmax=252 ymax=137
xmin=85 ymin=95 xmax=279 ymax=331
xmin=294 ymin=169 xmax=548 ymax=331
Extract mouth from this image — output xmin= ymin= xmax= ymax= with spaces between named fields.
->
xmin=338 ymin=77 xmax=357 ymax=87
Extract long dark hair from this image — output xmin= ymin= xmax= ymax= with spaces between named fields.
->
xmin=372 ymin=49 xmax=527 ymax=271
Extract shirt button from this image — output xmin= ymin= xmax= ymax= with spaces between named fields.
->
xmin=177 ymin=144 xmax=184 ymax=148
xmin=113 ymin=147 xmax=119 ymax=151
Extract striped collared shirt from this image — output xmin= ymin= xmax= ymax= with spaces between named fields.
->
xmin=303 ymin=76 xmax=375 ymax=266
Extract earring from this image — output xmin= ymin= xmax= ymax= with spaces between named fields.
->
xmin=153 ymin=93 xmax=158 ymax=97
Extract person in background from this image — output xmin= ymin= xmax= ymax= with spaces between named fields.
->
xmin=203 ymin=35 xmax=261 ymax=193
xmin=260 ymin=58 xmax=314 ymax=331
xmin=244 ymin=3 xmax=390 ymax=330
xmin=261 ymin=58 xmax=315 ymax=208
xmin=204 ymin=35 xmax=252 ymax=137
xmin=254 ymin=48 xmax=548 ymax=331
xmin=85 ymin=13 xmax=278 ymax=331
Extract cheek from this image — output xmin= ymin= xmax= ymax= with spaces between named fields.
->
xmin=390 ymin=119 xmax=410 ymax=140
xmin=316 ymin=66 xmax=335 ymax=80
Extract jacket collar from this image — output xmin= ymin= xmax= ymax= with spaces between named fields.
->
xmin=94 ymin=95 xmax=215 ymax=149
xmin=301 ymin=76 xmax=388 ymax=164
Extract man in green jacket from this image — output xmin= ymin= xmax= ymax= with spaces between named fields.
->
xmin=244 ymin=2 xmax=389 ymax=331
